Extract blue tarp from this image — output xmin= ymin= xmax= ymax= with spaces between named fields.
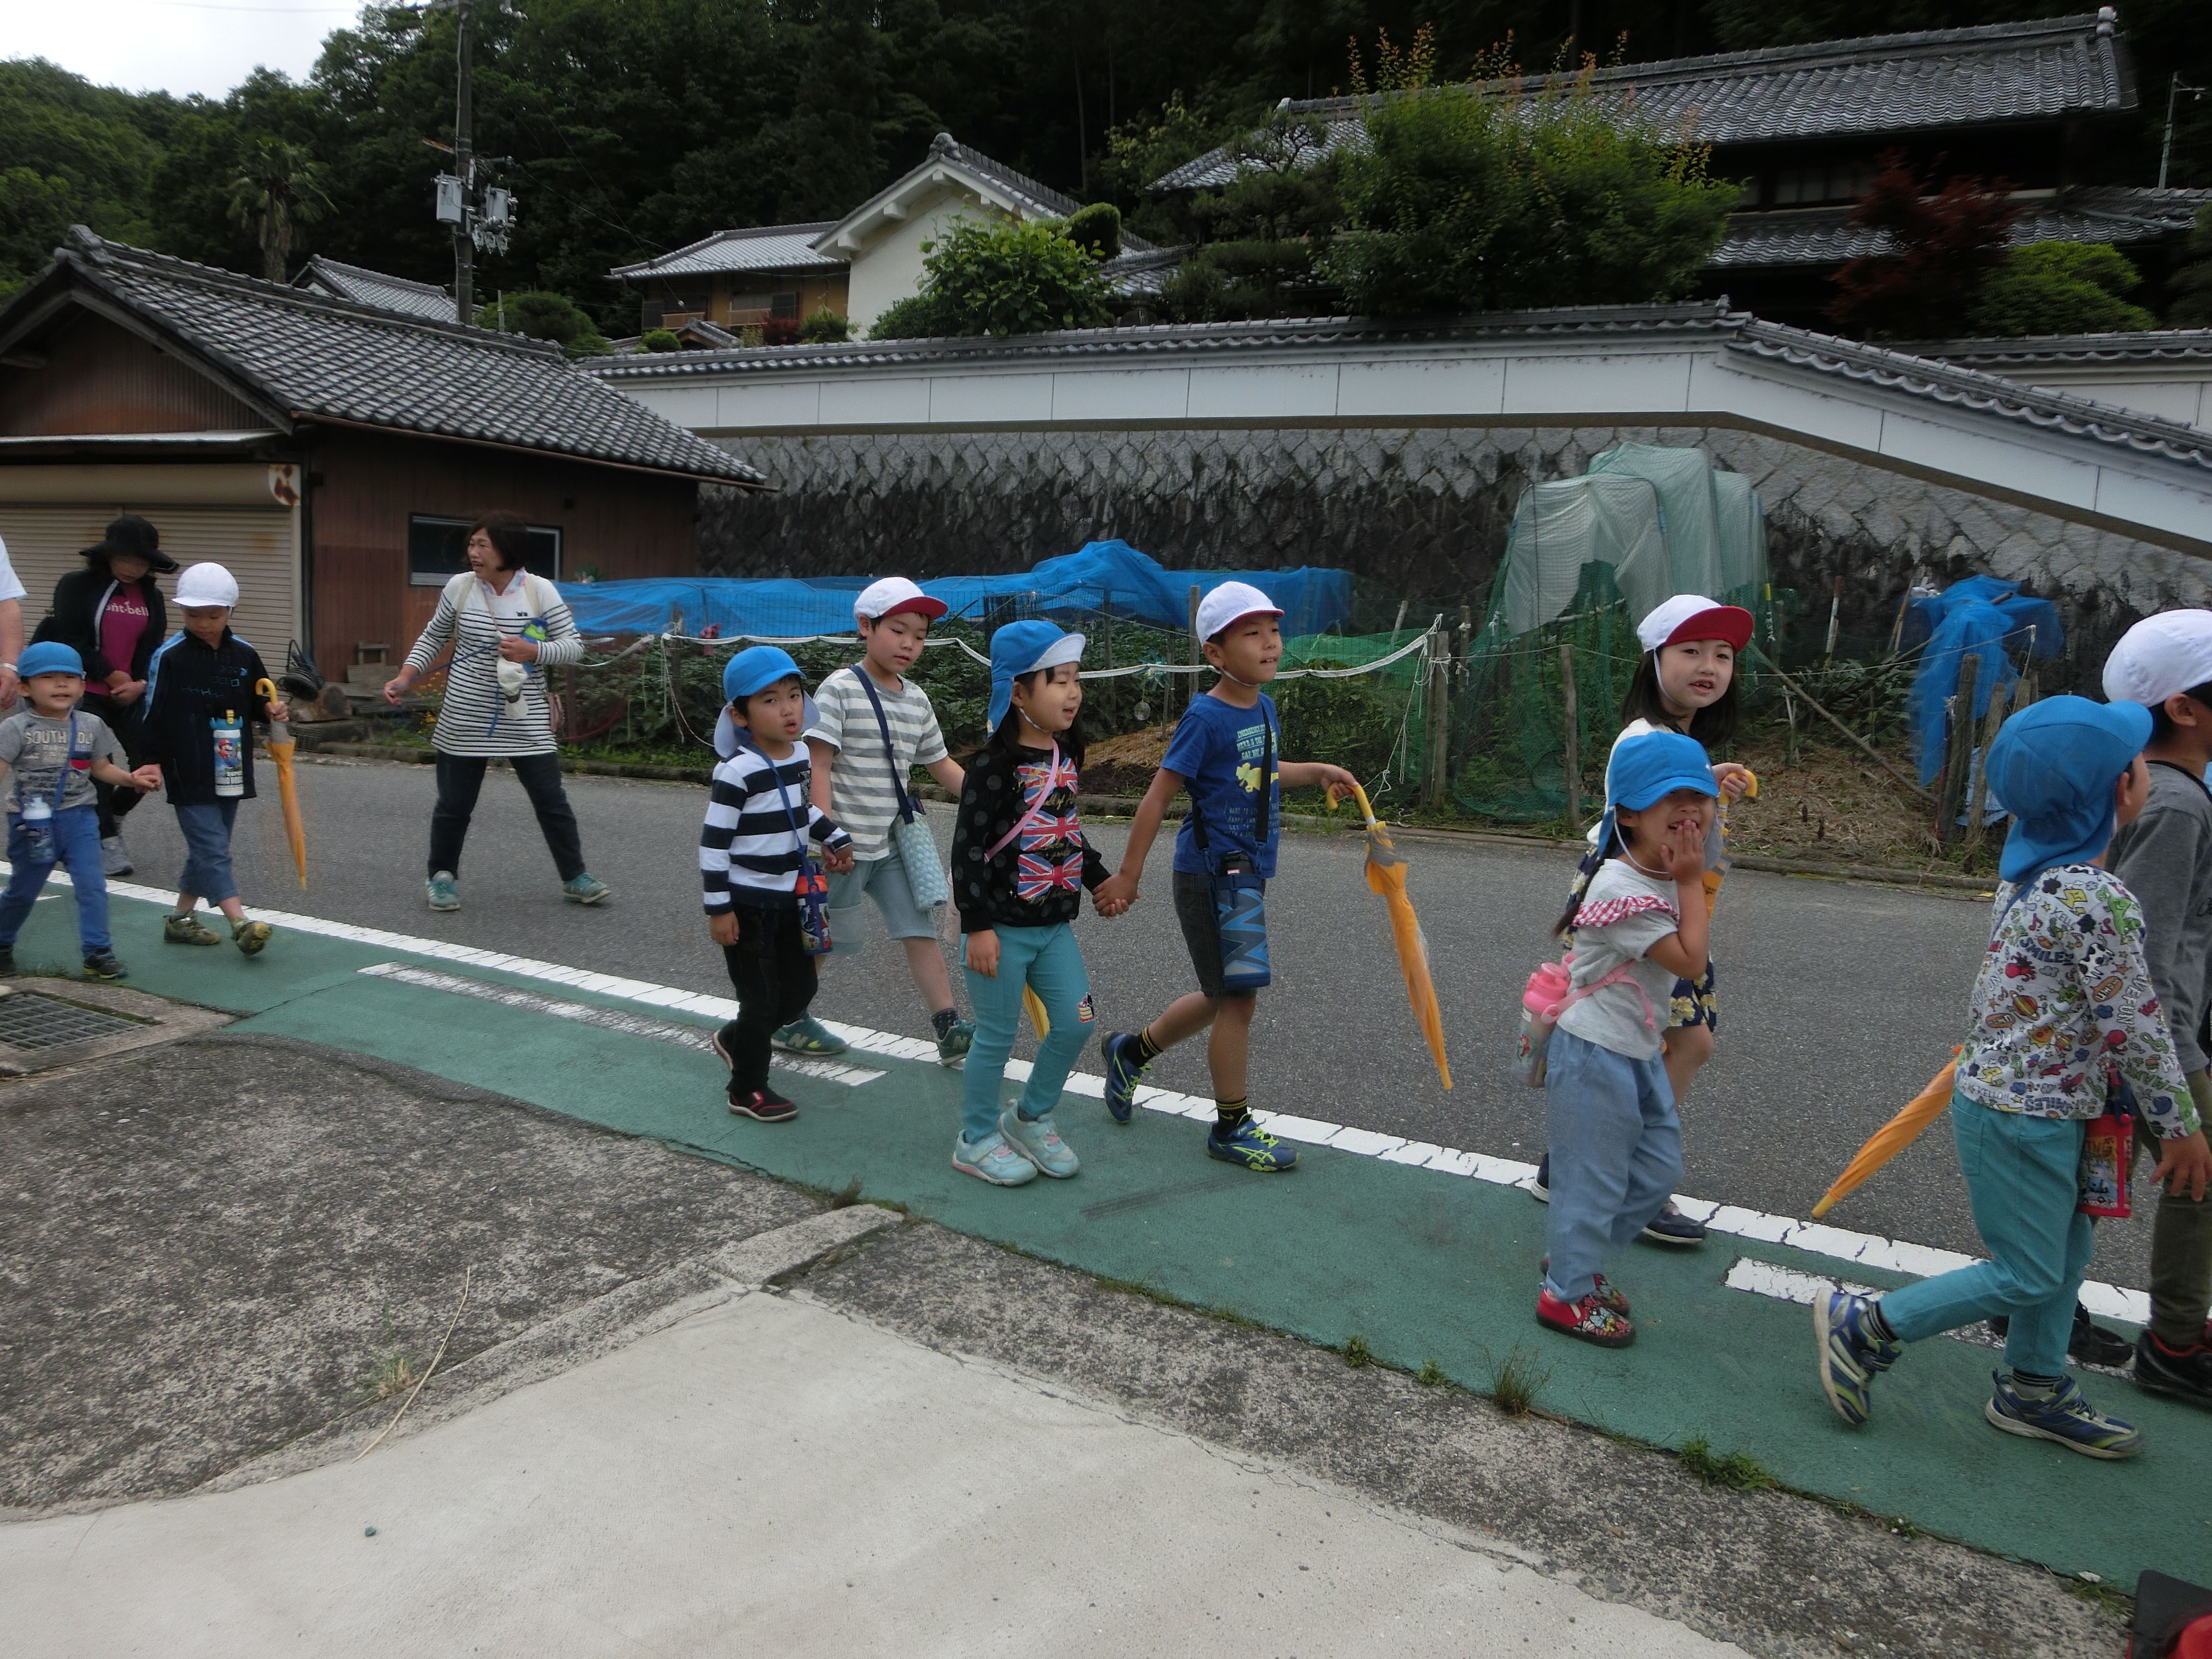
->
xmin=555 ymin=541 xmax=1353 ymax=641
xmin=1906 ymin=575 xmax=2061 ymax=786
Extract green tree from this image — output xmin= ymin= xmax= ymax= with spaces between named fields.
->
xmin=640 ymin=326 xmax=684 ymax=350
xmin=797 ymin=307 xmax=851 ymax=342
xmin=2170 ymin=205 xmax=2212 ymax=327
xmin=871 ymin=215 xmax=1114 ymax=338
xmin=476 ymin=288 xmax=611 ymax=356
xmin=1162 ymin=113 xmax=1341 ymax=321
xmin=1325 ymin=32 xmax=1737 ymax=316
xmin=228 ymin=135 xmax=333 ymax=281
xmin=0 ymin=167 xmax=77 ymax=299
xmin=1969 ymin=242 xmax=2155 ymax=337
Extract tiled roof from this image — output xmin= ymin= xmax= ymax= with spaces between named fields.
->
xmin=1713 ymin=186 xmax=2212 ymax=267
xmin=814 ymin=133 xmax=1155 ymax=256
xmin=1100 ymin=244 xmax=1190 ymax=298
xmin=12 ymin=229 xmax=762 ymax=485
xmin=1890 ymin=329 xmax=2212 ymax=368
xmin=582 ymin=300 xmax=2212 ymax=475
xmin=292 ymin=255 xmax=454 ymax=320
xmin=1156 ymin=12 xmax=2135 ymax=191
xmin=609 ymin=223 xmax=844 ymax=280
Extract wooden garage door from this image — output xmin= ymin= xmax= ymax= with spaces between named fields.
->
xmin=0 ymin=505 xmax=301 ymax=668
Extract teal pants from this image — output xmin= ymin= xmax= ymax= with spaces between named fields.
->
xmin=961 ymin=922 xmax=1092 ymax=1143
xmin=1880 ymin=1095 xmax=2092 ymax=1378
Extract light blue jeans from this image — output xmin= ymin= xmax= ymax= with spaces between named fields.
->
xmin=175 ymin=800 xmax=241 ymax=904
xmin=1544 ymin=1029 xmax=1683 ymax=1302
xmin=961 ymin=922 xmax=1092 ymax=1144
xmin=0 ymin=804 xmax=110 ymax=952
xmin=1878 ymin=1096 xmax=2092 ymax=1378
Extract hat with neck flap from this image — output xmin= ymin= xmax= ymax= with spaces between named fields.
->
xmin=1986 ymin=695 xmax=2151 ymax=890
xmin=987 ymin=620 xmax=1085 ymax=732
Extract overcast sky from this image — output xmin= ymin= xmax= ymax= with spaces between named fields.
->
xmin=3 ymin=0 xmax=357 ymax=99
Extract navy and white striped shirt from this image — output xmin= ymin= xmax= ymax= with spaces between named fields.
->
xmin=700 ymin=744 xmax=850 ymax=912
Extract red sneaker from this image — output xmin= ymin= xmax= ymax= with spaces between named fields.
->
xmin=1538 ymin=1286 xmax=1635 ymax=1347
xmin=728 ymin=1087 xmax=798 ymax=1123
xmin=1540 ymin=1258 xmax=1629 ymax=1315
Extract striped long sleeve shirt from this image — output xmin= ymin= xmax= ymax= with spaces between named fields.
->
xmin=700 ymin=744 xmax=851 ymax=912
xmin=402 ymin=569 xmax=585 ymax=757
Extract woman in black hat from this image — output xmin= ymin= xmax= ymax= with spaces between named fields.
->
xmin=35 ymin=515 xmax=175 ymax=875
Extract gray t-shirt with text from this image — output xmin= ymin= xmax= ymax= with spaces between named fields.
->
xmin=0 ymin=708 xmax=121 ymax=814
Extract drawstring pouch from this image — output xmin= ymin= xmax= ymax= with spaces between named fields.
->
xmin=851 ymin=667 xmax=951 ymax=909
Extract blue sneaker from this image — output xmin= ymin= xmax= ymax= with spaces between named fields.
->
xmin=425 ymin=871 xmax=459 ymax=912
xmin=951 ymin=1130 xmax=1039 ymax=1187
xmin=771 ymin=1016 xmax=848 ymax=1057
xmin=1986 ymin=1371 xmax=2142 ymax=1459
xmin=1000 ymin=1107 xmax=1079 ymax=1178
xmin=1206 ymin=1113 xmax=1298 ymax=1171
xmin=1101 ymin=1030 xmax=1149 ymax=1124
xmin=561 ymin=872 xmax=613 ymax=905
xmin=1814 ymin=1291 xmax=1901 ymax=1427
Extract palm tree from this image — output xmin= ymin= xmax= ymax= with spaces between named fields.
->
xmin=228 ymin=138 xmax=334 ymax=283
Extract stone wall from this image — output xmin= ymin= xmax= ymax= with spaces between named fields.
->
xmin=700 ymin=422 xmax=2212 ymax=685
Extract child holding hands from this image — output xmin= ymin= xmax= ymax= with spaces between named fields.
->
xmin=1816 ymin=697 xmax=2212 ymax=1457
xmin=0 ymin=641 xmax=162 ymax=980
xmin=947 ymin=622 xmax=1127 ymax=1186
xmin=701 ymin=647 xmax=854 ymax=1123
xmin=1538 ymin=729 xmax=1717 ymax=1346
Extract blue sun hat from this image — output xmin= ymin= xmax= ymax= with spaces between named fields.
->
xmin=1987 ymin=695 xmax=2151 ymax=890
xmin=1595 ymin=728 xmax=1718 ymax=854
xmin=17 ymin=641 xmax=85 ymax=680
xmin=715 ymin=645 xmax=816 ymax=759
xmin=987 ymin=620 xmax=1087 ymax=731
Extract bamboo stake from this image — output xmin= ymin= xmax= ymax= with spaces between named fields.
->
xmin=1964 ymin=677 xmax=2013 ymax=854
xmin=1940 ymin=653 xmax=1981 ymax=843
xmin=1560 ymin=641 xmax=1581 ymax=832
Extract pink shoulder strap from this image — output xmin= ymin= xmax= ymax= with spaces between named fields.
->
xmin=986 ymin=743 xmax=1072 ymax=860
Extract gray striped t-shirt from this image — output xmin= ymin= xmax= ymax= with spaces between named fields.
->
xmin=804 ymin=665 xmax=949 ymax=861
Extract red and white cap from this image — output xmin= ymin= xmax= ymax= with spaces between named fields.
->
xmin=1636 ymin=593 xmax=1755 ymax=654
xmin=1195 ymin=580 xmax=1282 ymax=642
xmin=854 ymin=576 xmax=948 ymax=622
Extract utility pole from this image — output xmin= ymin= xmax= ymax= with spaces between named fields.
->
xmin=452 ymin=0 xmax=474 ymax=324
xmin=2161 ymin=75 xmax=2203 ymax=191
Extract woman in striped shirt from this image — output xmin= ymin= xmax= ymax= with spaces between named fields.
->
xmin=383 ymin=513 xmax=611 ymax=911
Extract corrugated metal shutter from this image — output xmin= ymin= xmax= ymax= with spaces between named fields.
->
xmin=0 ymin=505 xmax=301 ymax=666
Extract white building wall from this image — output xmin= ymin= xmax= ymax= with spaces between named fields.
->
xmin=843 ymin=187 xmax=1009 ymax=336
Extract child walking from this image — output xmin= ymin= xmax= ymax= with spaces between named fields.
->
xmin=1094 ymin=582 xmax=1358 ymax=1172
xmin=802 ymin=577 xmax=974 ymax=1065
xmin=139 ymin=564 xmax=289 ymax=956
xmin=2102 ymin=612 xmax=2212 ymax=1405
xmin=947 ymin=621 xmax=1125 ymax=1185
xmin=701 ymin=647 xmax=854 ymax=1123
xmin=0 ymin=641 xmax=162 ymax=980
xmin=1535 ymin=594 xmax=1755 ymax=1248
xmin=1537 ymin=729 xmax=1717 ymax=1346
xmin=1816 ymin=697 xmax=2212 ymax=1457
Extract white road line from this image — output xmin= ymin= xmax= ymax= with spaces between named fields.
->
xmin=16 ymin=865 xmax=2152 ymax=1323
xmin=357 ymin=962 xmax=885 ymax=1086
xmin=1724 ymin=1255 xmax=2152 ymax=1345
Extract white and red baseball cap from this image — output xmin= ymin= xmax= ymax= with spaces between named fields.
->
xmin=1195 ymin=580 xmax=1282 ymax=642
xmin=854 ymin=576 xmax=948 ymax=622
xmin=1636 ymin=593 xmax=1755 ymax=654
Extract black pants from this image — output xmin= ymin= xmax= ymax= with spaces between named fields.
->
xmin=429 ymin=751 xmax=586 ymax=881
xmin=87 ymin=698 xmax=146 ymax=841
xmin=719 ymin=903 xmax=818 ymax=1094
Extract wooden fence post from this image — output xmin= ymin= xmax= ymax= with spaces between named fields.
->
xmin=1560 ymin=641 xmax=1580 ymax=832
xmin=1963 ymin=677 xmax=2013 ymax=855
xmin=1940 ymin=652 xmax=1981 ymax=843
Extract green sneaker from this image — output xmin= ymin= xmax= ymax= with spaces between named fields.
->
xmin=164 ymin=913 xmax=222 ymax=946
xmin=562 ymin=872 xmax=613 ymax=905
xmin=231 ymin=919 xmax=273 ymax=956
xmin=1206 ymin=1113 xmax=1298 ymax=1171
xmin=936 ymin=1017 xmax=975 ymax=1067
xmin=426 ymin=872 xmax=460 ymax=912
xmin=770 ymin=1015 xmax=848 ymax=1057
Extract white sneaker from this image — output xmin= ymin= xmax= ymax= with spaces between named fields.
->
xmin=999 ymin=1106 xmax=1079 ymax=1178
xmin=99 ymin=836 xmax=133 ymax=877
xmin=951 ymin=1130 xmax=1038 ymax=1186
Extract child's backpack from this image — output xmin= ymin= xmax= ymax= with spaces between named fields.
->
xmin=1515 ymin=951 xmax=1656 ymax=1086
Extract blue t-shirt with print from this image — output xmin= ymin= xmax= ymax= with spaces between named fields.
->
xmin=1166 ymin=689 xmax=1282 ymax=878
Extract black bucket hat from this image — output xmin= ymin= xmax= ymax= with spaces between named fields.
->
xmin=84 ymin=515 xmax=178 ymax=574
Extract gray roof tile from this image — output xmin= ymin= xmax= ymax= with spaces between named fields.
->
xmin=610 ymin=223 xmax=845 ymax=280
xmin=1713 ymin=185 xmax=2212 ymax=267
xmin=292 ymin=255 xmax=455 ymax=320
xmin=29 ymin=230 xmax=761 ymax=485
xmin=1157 ymin=12 xmax=2136 ymax=191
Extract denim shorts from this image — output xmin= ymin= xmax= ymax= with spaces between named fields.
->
xmin=825 ymin=853 xmax=938 ymax=951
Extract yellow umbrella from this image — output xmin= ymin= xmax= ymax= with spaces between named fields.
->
xmin=255 ymin=677 xmax=307 ymax=888
xmin=1023 ymin=986 xmax=1050 ymax=1038
xmin=1333 ymin=783 xmax=1452 ymax=1089
xmin=1810 ymin=1055 xmax=1959 ymax=1218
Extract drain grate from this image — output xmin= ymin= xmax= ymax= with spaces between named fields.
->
xmin=0 ymin=992 xmax=146 ymax=1051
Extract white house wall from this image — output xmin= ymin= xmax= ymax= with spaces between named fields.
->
xmin=843 ymin=188 xmax=1003 ymax=336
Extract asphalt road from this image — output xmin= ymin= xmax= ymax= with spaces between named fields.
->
xmin=108 ymin=753 xmax=2156 ymax=1292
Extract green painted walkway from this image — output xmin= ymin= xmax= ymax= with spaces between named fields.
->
xmin=24 ymin=889 xmax=2210 ymax=1591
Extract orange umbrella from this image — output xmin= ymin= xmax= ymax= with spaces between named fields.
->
xmin=1810 ymin=1055 xmax=1959 ymax=1218
xmin=1333 ymin=783 xmax=1452 ymax=1089
xmin=255 ymin=677 xmax=307 ymax=888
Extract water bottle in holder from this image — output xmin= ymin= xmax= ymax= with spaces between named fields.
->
xmin=19 ymin=793 xmax=53 ymax=863
xmin=212 ymin=709 xmax=245 ymax=798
